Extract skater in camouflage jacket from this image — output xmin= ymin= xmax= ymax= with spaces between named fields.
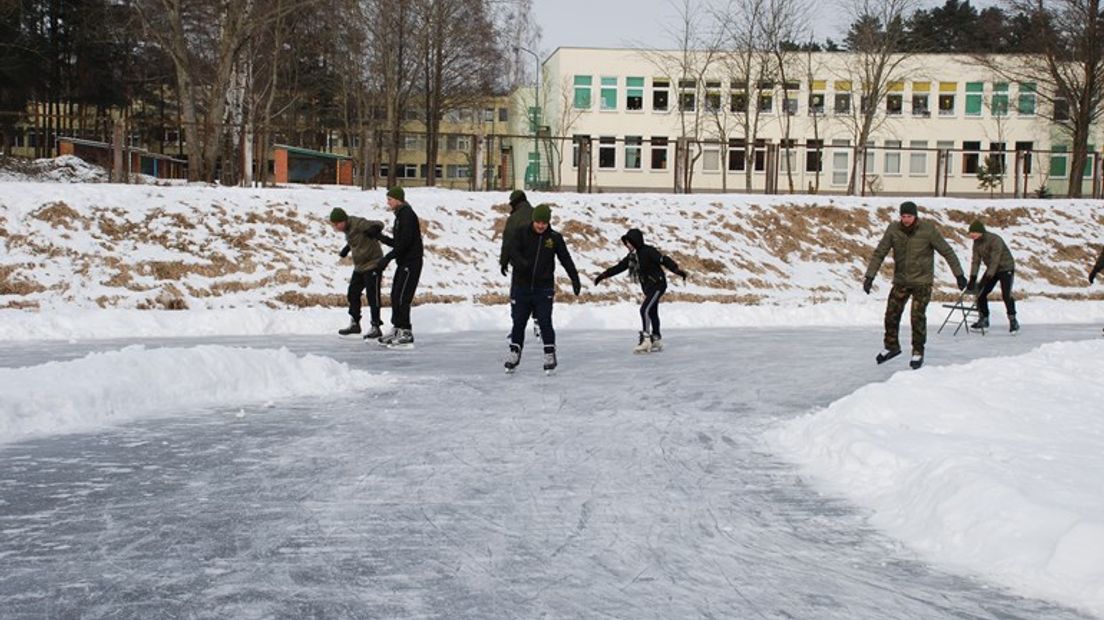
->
xmin=593 ymin=228 xmax=688 ymax=353
xmin=329 ymin=207 xmax=386 ymax=339
xmin=966 ymin=219 xmax=1018 ymax=333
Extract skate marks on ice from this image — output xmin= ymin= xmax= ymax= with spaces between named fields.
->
xmin=0 ymin=326 xmax=1099 ymax=619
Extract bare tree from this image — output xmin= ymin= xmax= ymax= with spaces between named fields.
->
xmin=715 ymin=0 xmax=773 ymax=192
xmin=762 ymin=0 xmax=814 ymax=192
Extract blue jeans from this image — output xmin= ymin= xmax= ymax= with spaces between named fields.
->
xmin=509 ymin=286 xmax=555 ymax=348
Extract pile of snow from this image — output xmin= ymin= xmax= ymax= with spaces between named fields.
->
xmin=1 ymin=183 xmax=1102 ymax=314
xmin=768 ymin=339 xmax=1104 ymax=616
xmin=0 ymin=155 xmax=108 ymax=183
xmin=0 ymin=345 xmax=387 ymax=443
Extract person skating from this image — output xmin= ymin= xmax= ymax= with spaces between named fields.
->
xmin=330 ymin=208 xmax=387 ymax=338
xmin=500 ymin=189 xmax=540 ymax=339
xmin=864 ymin=201 xmax=967 ymax=369
xmin=375 ymin=187 xmax=424 ymax=348
xmin=1090 ymin=245 xmax=1104 ymax=334
xmin=966 ymin=219 xmax=1018 ymax=333
xmin=504 ymin=203 xmax=582 ymax=373
xmin=593 ymin=228 xmax=688 ymax=353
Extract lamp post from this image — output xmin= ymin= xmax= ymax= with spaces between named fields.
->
xmin=514 ymin=45 xmax=540 ymax=188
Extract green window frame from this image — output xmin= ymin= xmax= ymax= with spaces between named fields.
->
xmin=626 ymin=77 xmax=644 ymax=110
xmin=992 ymin=82 xmax=1009 ymax=116
xmin=573 ymin=75 xmax=592 ymax=110
xmin=1084 ymin=144 xmax=1096 ymax=177
xmin=1049 ymin=145 xmax=1067 ymax=178
xmin=1018 ymin=82 xmax=1036 ymax=115
xmin=965 ymin=82 xmax=983 ymax=116
xmin=600 ymin=77 xmax=617 ymax=110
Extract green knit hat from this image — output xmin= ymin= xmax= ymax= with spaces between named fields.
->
xmin=532 ymin=203 xmax=552 ymax=223
xmin=509 ymin=189 xmax=527 ymax=205
xmin=899 ymin=201 xmax=918 ymax=216
xmin=387 ymin=186 xmax=405 ymax=201
xmin=969 ymin=219 xmax=986 ymax=234
xmin=329 ymin=207 xmax=348 ymax=222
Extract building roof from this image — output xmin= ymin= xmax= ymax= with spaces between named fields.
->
xmin=275 ymin=144 xmax=352 ymax=160
xmin=57 ymin=137 xmax=187 ymax=163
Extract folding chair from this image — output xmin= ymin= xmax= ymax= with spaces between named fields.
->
xmin=938 ymin=289 xmax=986 ymax=336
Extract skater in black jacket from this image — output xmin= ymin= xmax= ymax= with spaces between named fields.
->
xmin=375 ymin=186 xmax=423 ymax=348
xmin=503 ymin=203 xmax=582 ymax=373
xmin=593 ymin=228 xmax=688 ymax=353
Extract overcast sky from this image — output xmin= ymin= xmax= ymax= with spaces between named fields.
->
xmin=531 ymin=0 xmax=852 ymax=56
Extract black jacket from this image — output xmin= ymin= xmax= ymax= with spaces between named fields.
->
xmin=597 ymin=229 xmax=685 ymax=291
xmin=379 ymin=203 xmax=424 ymax=265
xmin=508 ymin=224 xmax=581 ymax=290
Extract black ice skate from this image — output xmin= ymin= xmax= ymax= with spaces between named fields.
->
xmin=542 ymin=344 xmax=557 ymax=374
xmin=970 ymin=316 xmax=989 ymax=330
xmin=876 ymin=347 xmax=902 ymax=364
xmin=387 ymin=328 xmax=415 ymax=350
xmin=504 ymin=343 xmax=521 ymax=373
xmin=909 ymin=352 xmax=924 ymax=370
xmin=1009 ymin=316 xmax=1020 ymax=334
xmin=338 ymin=320 xmax=361 ymax=337
xmin=362 ymin=323 xmax=383 ymax=340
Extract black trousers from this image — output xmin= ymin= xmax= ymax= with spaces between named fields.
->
xmin=389 ymin=260 xmax=422 ymax=329
xmin=347 ymin=269 xmax=382 ymax=326
xmin=977 ymin=270 xmax=1016 ymax=318
xmin=509 ymin=286 xmax=555 ymax=348
xmin=640 ymin=283 xmax=666 ymax=337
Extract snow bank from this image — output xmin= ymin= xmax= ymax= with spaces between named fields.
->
xmin=0 ymin=155 xmax=108 ymax=183
xmin=0 ymin=345 xmax=386 ymax=443
xmin=768 ymin=339 xmax=1104 ymax=616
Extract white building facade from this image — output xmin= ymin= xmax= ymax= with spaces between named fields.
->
xmin=518 ymin=47 xmax=1101 ymax=196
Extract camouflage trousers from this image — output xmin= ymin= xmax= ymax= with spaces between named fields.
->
xmin=884 ymin=283 xmax=932 ymax=354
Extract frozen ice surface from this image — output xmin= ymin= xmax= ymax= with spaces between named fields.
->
xmin=0 ymin=325 xmax=1100 ymax=619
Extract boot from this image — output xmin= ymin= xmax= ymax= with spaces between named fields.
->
xmin=1009 ymin=316 xmax=1020 ymax=333
xmin=338 ymin=319 xmax=361 ymax=336
xmin=504 ymin=343 xmax=522 ymax=372
xmin=633 ymin=331 xmax=652 ymax=354
xmin=390 ymin=328 xmax=415 ymax=347
xmin=970 ymin=315 xmax=989 ymax=330
xmin=362 ymin=322 xmax=383 ymax=340
xmin=909 ymin=351 xmax=924 ymax=370
xmin=542 ymin=344 xmax=557 ymax=372
xmin=876 ymin=347 xmax=902 ymax=364
xmin=377 ymin=327 xmax=399 ymax=346
xmin=649 ymin=334 xmax=663 ymax=352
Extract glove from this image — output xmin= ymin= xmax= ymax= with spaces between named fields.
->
xmin=956 ymin=274 xmax=968 ymax=291
xmin=862 ymin=276 xmax=873 ymax=295
xmin=500 ymin=264 xmax=508 ymax=277
xmin=1091 ymin=270 xmax=1099 ymax=285
xmin=339 ymin=245 xmax=350 ymax=258
xmin=594 ymin=274 xmax=606 ymax=285
xmin=678 ymin=270 xmax=688 ymax=282
xmin=966 ymin=276 xmax=977 ymax=292
xmin=572 ymin=280 xmax=581 ymax=296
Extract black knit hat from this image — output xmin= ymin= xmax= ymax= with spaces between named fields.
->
xmin=509 ymin=189 xmax=527 ymax=205
xmin=899 ymin=201 xmax=918 ymax=216
xmin=969 ymin=219 xmax=986 ymax=234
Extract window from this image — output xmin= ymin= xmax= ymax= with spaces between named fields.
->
xmin=783 ymin=96 xmax=798 ymax=115
xmin=731 ymin=86 xmax=748 ymax=113
xmin=651 ymin=136 xmax=668 ymax=170
xmin=884 ymin=139 xmax=901 ymax=174
xmin=572 ymin=134 xmax=589 ymax=168
xmin=600 ymin=77 xmax=617 ymax=110
xmin=864 ymin=141 xmax=875 ymax=174
xmin=860 ymin=95 xmax=873 ymax=114
xmin=653 ymin=79 xmax=670 ymax=112
xmin=780 ymin=140 xmax=797 ymax=174
xmin=831 ymin=139 xmax=850 ymax=185
xmin=809 ymin=92 xmax=825 ymax=115
xmin=963 ymin=141 xmax=981 ymax=174
xmin=573 ymin=75 xmax=592 ymax=109
xmin=965 ymin=82 xmax=983 ymax=116
xmin=418 ymin=164 xmax=442 ymax=179
xmin=782 ymin=82 xmax=799 ymax=115
xmin=992 ymin=82 xmax=1009 ymax=116
xmin=703 ymin=149 xmax=720 ymax=172
xmin=938 ymin=82 xmax=956 ymax=116
xmin=398 ymin=164 xmax=419 ymax=178
xmin=758 ymin=92 xmax=773 ymax=113
xmin=1018 ymin=82 xmax=1036 ymax=115
xmin=754 ymin=139 xmax=767 ymax=172
xmin=911 ymin=82 xmax=930 ymax=116
xmin=403 ymin=134 xmax=424 ymax=150
xmin=483 ymin=108 xmax=494 ymax=122
xmin=834 ymin=93 xmax=851 ymax=114
xmin=499 ymin=107 xmax=509 ymax=122
xmin=886 ymin=94 xmax=903 ymax=115
xmin=1055 ymin=98 xmax=1070 ymax=121
xmin=729 ymin=139 xmax=746 ymax=172
xmin=805 ymin=139 xmax=823 ymax=172
xmin=989 ymin=142 xmax=1006 ymax=174
xmin=1049 ymin=145 xmax=1068 ymax=178
xmin=937 ymin=140 xmax=954 ymax=175
xmin=679 ymin=78 xmax=696 ymax=111
xmin=446 ymin=164 xmax=470 ymax=179
xmin=625 ymin=136 xmax=642 ymax=169
xmin=705 ymin=81 xmax=722 ymax=112
xmin=599 ymin=136 xmax=616 ymax=168
xmin=910 ymin=140 xmax=928 ymax=175
xmin=627 ymin=77 xmax=645 ymax=110
xmin=1015 ymin=141 xmax=1033 ymax=174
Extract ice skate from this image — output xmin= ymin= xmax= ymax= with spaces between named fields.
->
xmin=633 ymin=331 xmax=652 ymax=354
xmin=970 ymin=315 xmax=989 ymax=330
xmin=377 ymin=327 xmax=399 ymax=347
xmin=338 ymin=320 xmax=361 ymax=337
xmin=876 ymin=347 xmax=902 ymax=364
xmin=909 ymin=352 xmax=924 ymax=370
xmin=649 ymin=334 xmax=663 ymax=352
xmin=1009 ymin=316 xmax=1020 ymax=334
xmin=542 ymin=345 xmax=557 ymax=374
xmin=387 ymin=328 xmax=415 ymax=350
xmin=504 ymin=344 xmax=521 ymax=373
xmin=362 ymin=323 xmax=383 ymax=340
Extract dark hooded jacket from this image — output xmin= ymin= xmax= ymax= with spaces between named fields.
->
xmin=596 ymin=229 xmax=686 ymax=291
xmin=1093 ymin=246 xmax=1104 ymax=276
xmin=500 ymin=198 xmax=534 ymax=271
xmin=379 ymin=202 xmax=423 ymax=265
xmin=507 ymin=222 xmax=581 ymax=290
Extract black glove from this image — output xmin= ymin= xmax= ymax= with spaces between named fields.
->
xmin=966 ymin=276 xmax=977 ymax=291
xmin=378 ymin=256 xmax=391 ymax=273
xmin=339 ymin=245 xmax=350 ymax=258
xmin=594 ymin=274 xmax=606 ymax=285
xmin=679 ymin=270 xmax=688 ymax=282
xmin=1091 ymin=269 xmax=1099 ymax=285
xmin=956 ymin=274 xmax=968 ymax=291
xmin=862 ymin=276 xmax=873 ymax=295
xmin=572 ymin=280 xmax=581 ymax=296
xmin=500 ymin=263 xmax=508 ymax=277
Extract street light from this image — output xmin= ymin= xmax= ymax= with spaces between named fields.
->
xmin=514 ymin=45 xmax=540 ymax=189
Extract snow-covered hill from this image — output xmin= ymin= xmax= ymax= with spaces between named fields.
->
xmin=1 ymin=182 xmax=1102 ymax=312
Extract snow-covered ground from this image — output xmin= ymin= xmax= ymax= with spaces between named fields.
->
xmin=1 ymin=322 xmax=1103 ymax=618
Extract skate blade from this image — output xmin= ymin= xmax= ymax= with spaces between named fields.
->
xmin=544 ymin=368 xmax=556 ymax=376
xmin=387 ymin=343 xmax=415 ymax=350
xmin=633 ymin=349 xmax=650 ymax=355
xmin=338 ymin=333 xmax=363 ymax=340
